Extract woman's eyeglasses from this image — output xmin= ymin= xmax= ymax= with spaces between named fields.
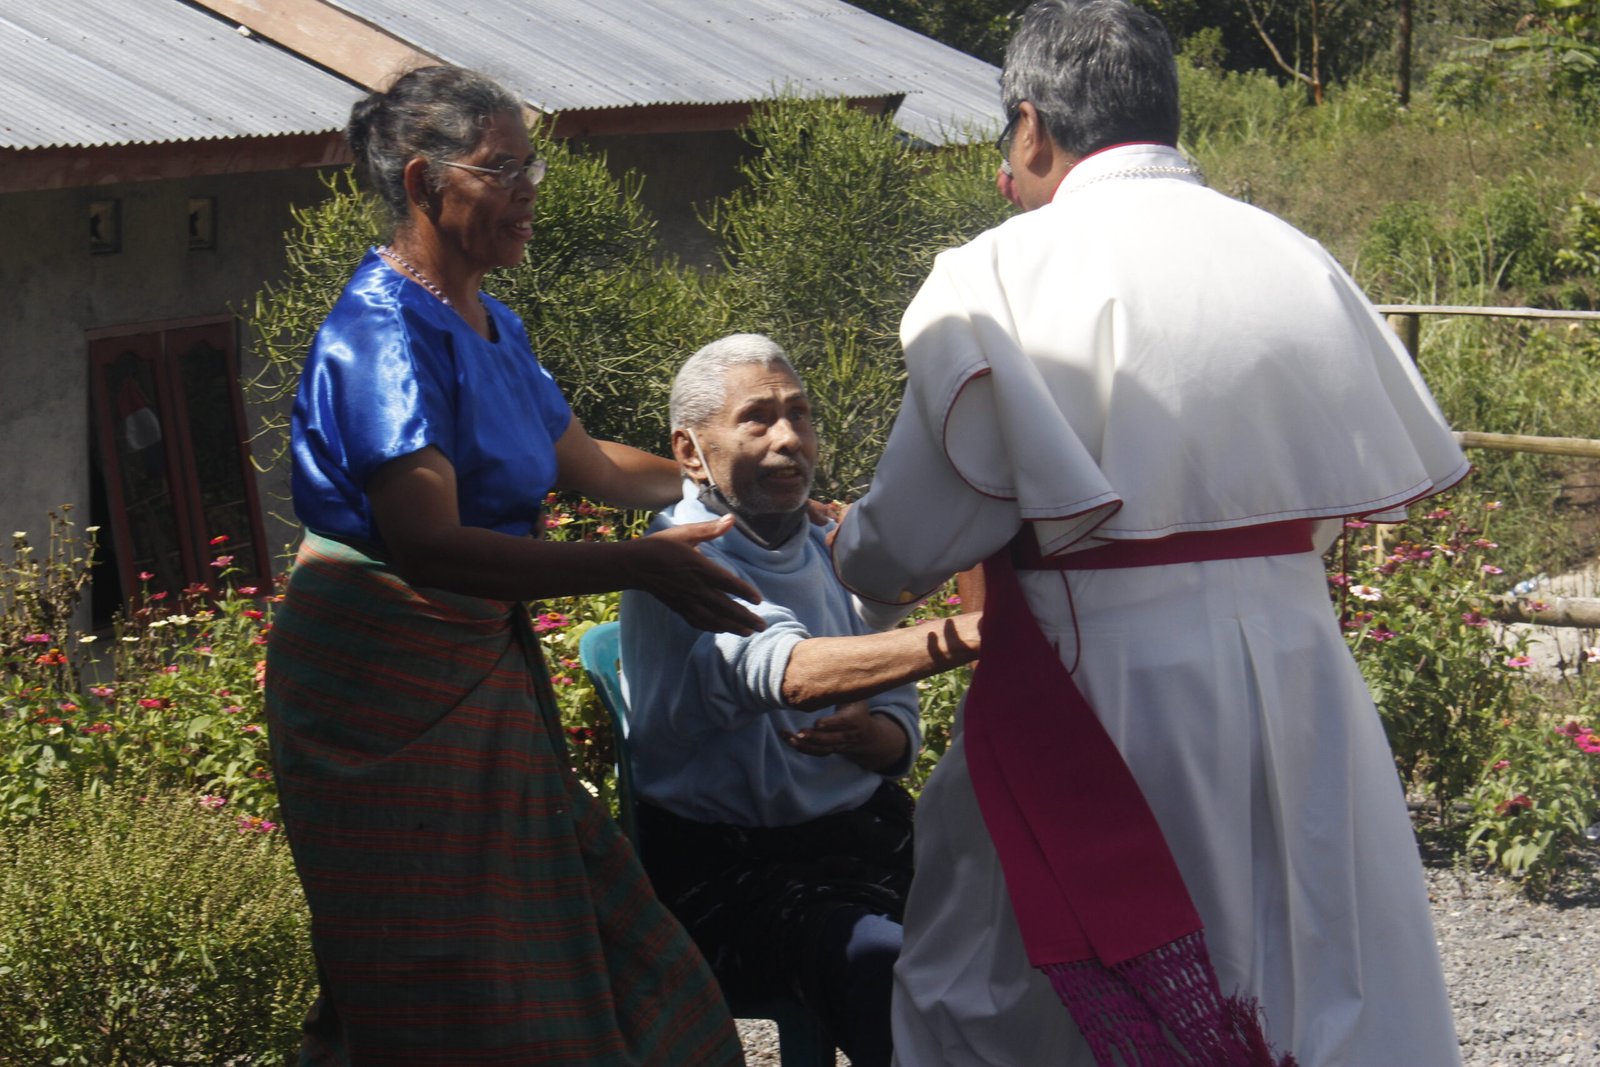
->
xmin=441 ymin=157 xmax=548 ymax=189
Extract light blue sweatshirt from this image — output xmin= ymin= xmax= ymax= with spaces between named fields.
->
xmin=619 ymin=481 xmax=921 ymax=828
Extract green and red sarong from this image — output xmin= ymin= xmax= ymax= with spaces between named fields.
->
xmin=266 ymin=532 xmax=743 ymax=1066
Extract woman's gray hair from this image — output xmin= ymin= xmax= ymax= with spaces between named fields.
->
xmin=1000 ymin=0 xmax=1179 ymax=157
xmin=346 ymin=66 xmax=522 ymax=228
xmin=671 ymin=334 xmax=799 ymax=430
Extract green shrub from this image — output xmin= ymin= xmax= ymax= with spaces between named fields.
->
xmin=1465 ymin=712 xmax=1600 ymax=896
xmin=1177 ymin=47 xmax=1305 ymax=152
xmin=0 ymin=781 xmax=313 ymax=1065
xmin=1360 ymin=200 xmax=1446 ymax=299
xmin=1449 ymin=175 xmax=1557 ymax=289
xmin=707 ymin=97 xmax=1010 ymax=496
xmin=1332 ymin=492 xmax=1531 ymax=817
xmin=1555 ymin=191 xmax=1600 ymax=277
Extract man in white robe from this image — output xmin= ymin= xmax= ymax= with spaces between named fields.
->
xmin=830 ymin=1 xmax=1467 ymax=1064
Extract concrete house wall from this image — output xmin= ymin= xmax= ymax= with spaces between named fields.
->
xmin=0 ymin=167 xmax=334 ymax=587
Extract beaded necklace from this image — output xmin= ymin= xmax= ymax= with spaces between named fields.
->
xmin=376 ymin=244 xmax=454 ymax=307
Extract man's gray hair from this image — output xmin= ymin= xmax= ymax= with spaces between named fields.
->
xmin=1000 ymin=0 xmax=1179 ymax=158
xmin=670 ymin=334 xmax=800 ymax=430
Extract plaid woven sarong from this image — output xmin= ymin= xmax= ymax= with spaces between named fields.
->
xmin=266 ymin=532 xmax=743 ymax=1066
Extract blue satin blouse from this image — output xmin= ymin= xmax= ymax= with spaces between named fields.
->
xmin=290 ymin=250 xmax=572 ymax=545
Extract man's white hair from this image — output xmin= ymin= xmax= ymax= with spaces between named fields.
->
xmin=670 ymin=333 xmax=800 ymax=430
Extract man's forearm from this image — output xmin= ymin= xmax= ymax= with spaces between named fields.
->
xmin=779 ymin=613 xmax=981 ymax=712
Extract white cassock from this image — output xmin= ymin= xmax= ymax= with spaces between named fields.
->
xmin=832 ymin=144 xmax=1467 ymax=1067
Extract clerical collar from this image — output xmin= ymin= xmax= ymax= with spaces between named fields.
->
xmin=695 ymin=480 xmax=807 ymax=551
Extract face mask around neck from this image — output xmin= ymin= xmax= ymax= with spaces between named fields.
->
xmin=687 ymin=428 xmax=808 ymax=551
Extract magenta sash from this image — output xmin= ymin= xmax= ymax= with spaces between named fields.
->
xmin=963 ymin=524 xmax=1308 ymax=1065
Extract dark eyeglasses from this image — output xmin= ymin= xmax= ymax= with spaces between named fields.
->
xmin=995 ymin=109 xmax=1020 ymax=157
xmin=441 ymin=157 xmax=548 ymax=189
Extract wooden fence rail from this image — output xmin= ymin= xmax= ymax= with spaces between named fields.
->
xmin=1375 ymin=305 xmax=1600 ymax=628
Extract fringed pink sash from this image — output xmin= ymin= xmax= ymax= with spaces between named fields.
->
xmin=964 ymin=523 xmax=1313 ymax=1065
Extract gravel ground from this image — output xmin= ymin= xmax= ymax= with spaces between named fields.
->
xmin=736 ymin=840 xmax=1600 ymax=1066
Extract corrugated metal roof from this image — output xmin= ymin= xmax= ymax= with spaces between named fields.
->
xmin=324 ymin=0 xmax=1004 ymax=146
xmin=0 ymin=0 xmax=360 ymax=150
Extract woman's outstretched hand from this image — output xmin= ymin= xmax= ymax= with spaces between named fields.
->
xmin=628 ymin=515 xmax=767 ymax=635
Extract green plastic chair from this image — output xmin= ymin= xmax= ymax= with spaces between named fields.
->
xmin=577 ymin=621 xmax=837 ymax=1067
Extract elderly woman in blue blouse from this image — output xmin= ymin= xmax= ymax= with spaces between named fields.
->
xmin=265 ymin=66 xmax=755 ymax=1066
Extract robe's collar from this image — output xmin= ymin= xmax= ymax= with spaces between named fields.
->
xmin=1053 ymin=143 xmax=1200 ymax=202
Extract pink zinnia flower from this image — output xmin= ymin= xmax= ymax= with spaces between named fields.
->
xmin=1425 ymin=508 xmax=1452 ymax=520
xmin=199 ymin=794 xmax=227 ymax=810
xmin=241 ymin=724 xmax=262 ymax=734
xmin=1461 ymin=612 xmax=1488 ymax=628
xmin=138 ymin=570 xmax=156 ymax=581
xmin=1491 ymin=759 xmax=1510 ymax=771
xmin=1343 ymin=519 xmax=1371 ymax=529
xmin=209 ymin=555 xmax=234 ymax=568
xmin=1481 ymin=564 xmax=1503 ymax=575
xmin=89 ymin=686 xmax=115 ymax=699
xmin=82 ymin=723 xmax=113 ymax=735
xmin=238 ymin=585 xmax=259 ymax=596
xmin=1505 ymin=656 xmax=1534 ymax=669
xmin=1368 ymin=627 xmax=1397 ymax=642
xmin=1473 ymin=539 xmax=1498 ymax=549
xmin=21 ymin=633 xmax=52 ymax=644
xmin=533 ymin=611 xmax=569 ymax=633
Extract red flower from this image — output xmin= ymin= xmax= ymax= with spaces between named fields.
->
xmin=1495 ymin=794 xmax=1533 ymax=815
xmin=209 ymin=534 xmax=230 ymax=546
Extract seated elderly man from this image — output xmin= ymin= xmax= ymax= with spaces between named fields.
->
xmin=620 ymin=333 xmax=980 ymax=1067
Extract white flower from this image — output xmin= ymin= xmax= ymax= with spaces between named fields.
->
xmin=11 ymin=531 xmax=26 ymax=539
xmin=77 ymin=634 xmax=97 ymax=644
xmin=85 ymin=525 xmax=101 ymax=534
xmin=1350 ymin=584 xmax=1383 ymax=602
xmin=1585 ymin=646 xmax=1600 ymax=663
xmin=121 ymin=636 xmax=140 ymax=643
